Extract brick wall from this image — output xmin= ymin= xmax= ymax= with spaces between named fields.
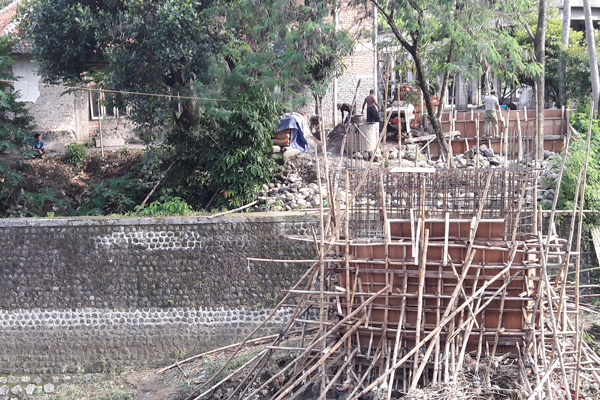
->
xmin=297 ymin=5 xmax=376 ymax=127
xmin=0 ymin=213 xmax=318 ymax=374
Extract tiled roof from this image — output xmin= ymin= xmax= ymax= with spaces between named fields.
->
xmin=0 ymin=0 xmax=20 ymax=36
xmin=0 ymin=0 xmax=30 ymax=53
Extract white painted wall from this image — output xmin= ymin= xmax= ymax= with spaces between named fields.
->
xmin=11 ymin=55 xmax=40 ymax=103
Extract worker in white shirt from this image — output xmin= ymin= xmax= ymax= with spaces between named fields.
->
xmin=482 ymin=90 xmax=500 ymax=137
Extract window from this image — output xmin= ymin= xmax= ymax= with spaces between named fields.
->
xmin=89 ymin=89 xmax=125 ymax=120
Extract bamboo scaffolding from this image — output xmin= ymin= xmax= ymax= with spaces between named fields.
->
xmin=189 ymin=135 xmax=600 ymax=400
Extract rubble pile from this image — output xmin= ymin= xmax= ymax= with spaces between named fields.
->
xmin=255 ymin=173 xmax=327 ymax=211
xmin=538 ymin=149 xmax=561 ymax=208
xmin=453 ymin=144 xmax=504 ymax=168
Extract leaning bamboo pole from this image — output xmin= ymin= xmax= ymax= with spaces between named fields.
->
xmin=411 ymin=229 xmax=429 ymax=386
xmin=537 ymin=231 xmax=571 ymax=397
xmin=573 ymin=103 xmax=594 ymax=400
xmin=249 ymin=285 xmax=391 ymax=397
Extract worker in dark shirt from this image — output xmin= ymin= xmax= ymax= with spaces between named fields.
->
xmin=337 ymin=103 xmax=352 ymax=124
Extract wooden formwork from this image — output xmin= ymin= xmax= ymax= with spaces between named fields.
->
xmin=424 ymin=109 xmax=567 ymax=158
xmin=337 ymin=219 xmax=537 ymax=357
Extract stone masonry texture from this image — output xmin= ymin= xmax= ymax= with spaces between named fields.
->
xmin=0 ymin=212 xmax=318 ymax=374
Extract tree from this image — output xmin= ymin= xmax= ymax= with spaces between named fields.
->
xmin=558 ymin=0 xmax=571 ymax=107
xmin=356 ymin=0 xmax=536 ymax=160
xmin=582 ymin=0 xmax=600 ymax=113
xmin=518 ymin=18 xmax=591 ymax=106
xmin=22 ymin=0 xmax=352 ymax=209
xmin=534 ymin=0 xmax=548 ymax=161
xmin=0 ymin=35 xmax=33 ymax=214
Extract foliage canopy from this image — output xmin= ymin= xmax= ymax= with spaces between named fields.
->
xmin=0 ymin=35 xmax=33 ymax=214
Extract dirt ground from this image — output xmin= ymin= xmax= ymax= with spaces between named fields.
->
xmin=0 ymin=148 xmax=144 ymax=217
xmin=45 ymin=340 xmax=298 ymax=400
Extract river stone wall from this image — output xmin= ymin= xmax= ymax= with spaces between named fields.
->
xmin=0 ymin=212 xmax=318 ymax=374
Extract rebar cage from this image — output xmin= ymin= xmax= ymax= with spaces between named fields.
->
xmin=345 ymin=167 xmax=537 ymax=241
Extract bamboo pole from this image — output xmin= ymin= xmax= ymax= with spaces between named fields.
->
xmin=344 ymin=171 xmax=352 ymax=376
xmin=198 ymin=259 xmax=319 ymax=390
xmin=537 ymin=232 xmax=571 ymax=397
xmin=158 ymin=330 xmax=309 ymax=374
xmin=250 ymin=286 xmax=390 ymax=397
xmin=572 ymin=103 xmax=594 ymax=400
xmin=411 ymin=229 xmax=429 ymax=386
xmin=316 ymin=347 xmax=359 ymax=400
xmin=347 ymin=346 xmax=383 ymax=399
xmin=272 ymin=315 xmax=368 ymax=400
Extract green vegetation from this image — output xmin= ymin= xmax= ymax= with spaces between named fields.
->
xmin=50 ymin=383 xmax=133 ymax=400
xmin=357 ymin=0 xmax=540 ymax=159
xmin=515 ymin=16 xmax=598 ymax=107
xmin=21 ymin=0 xmax=352 ymax=212
xmin=64 ymin=142 xmax=88 ymax=169
xmin=74 ymin=176 xmax=143 ymax=216
xmin=134 ymin=197 xmax=194 ymax=217
xmin=552 ymin=103 xmax=600 ymax=250
xmin=0 ymin=35 xmax=33 ymax=215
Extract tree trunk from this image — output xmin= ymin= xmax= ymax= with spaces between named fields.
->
xmin=534 ymin=0 xmax=547 ymax=161
xmin=583 ymin=0 xmax=600 ymax=113
xmin=436 ymin=41 xmax=455 ymax=120
xmin=412 ymin=49 xmax=450 ymax=160
xmin=558 ymin=0 xmax=571 ymax=107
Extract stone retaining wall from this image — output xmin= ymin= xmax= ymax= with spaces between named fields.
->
xmin=0 ymin=213 xmax=318 ymax=374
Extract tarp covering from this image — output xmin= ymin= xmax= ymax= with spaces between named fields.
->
xmin=277 ymin=113 xmax=308 ymax=152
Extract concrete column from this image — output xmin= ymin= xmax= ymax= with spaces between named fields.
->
xmin=73 ymin=91 xmax=87 ymax=142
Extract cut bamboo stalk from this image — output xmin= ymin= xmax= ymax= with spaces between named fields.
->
xmin=272 ymin=316 xmax=367 ymax=400
xmin=345 ymin=170 xmax=351 ymax=377
xmin=316 ymin=347 xmax=359 ymax=400
xmin=158 ymin=330 xmax=304 ymax=374
xmin=251 ymin=286 xmax=390 ymax=397
xmin=412 ymin=229 xmax=429 ymax=386
xmin=197 ymin=259 xmax=320 ymax=390
xmin=443 ymin=212 xmax=449 ymax=267
xmin=572 ymin=104 xmax=594 ymax=400
xmin=347 ymin=346 xmax=383 ymax=400
xmin=433 ymin=246 xmax=442 ymax=384
xmin=516 ymin=342 xmax=533 ymax=395
xmin=458 ymin=259 xmax=483 ymax=378
xmin=537 ymin=232 xmax=571 ymax=397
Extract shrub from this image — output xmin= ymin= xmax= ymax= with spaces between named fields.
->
xmin=65 ymin=142 xmax=88 ymax=168
xmin=72 ymin=176 xmax=143 ymax=216
xmin=134 ymin=197 xmax=193 ymax=216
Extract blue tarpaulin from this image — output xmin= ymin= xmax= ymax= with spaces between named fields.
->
xmin=277 ymin=114 xmax=308 ymax=152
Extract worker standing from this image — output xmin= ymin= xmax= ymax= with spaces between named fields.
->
xmin=362 ymin=89 xmax=380 ymax=123
xmin=482 ymin=90 xmax=500 ymax=137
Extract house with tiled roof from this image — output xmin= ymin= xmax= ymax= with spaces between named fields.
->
xmin=0 ymin=0 xmax=136 ymax=149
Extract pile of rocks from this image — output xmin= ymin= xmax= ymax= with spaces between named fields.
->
xmin=538 ymin=150 xmax=560 ymax=208
xmin=352 ymin=150 xmax=384 ymax=162
xmin=256 ymin=173 xmax=328 ymax=211
xmin=454 ymin=144 xmax=504 ymax=168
